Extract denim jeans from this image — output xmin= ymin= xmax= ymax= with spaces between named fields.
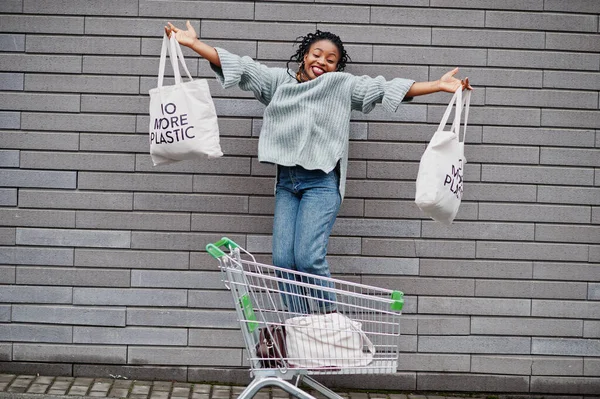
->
xmin=272 ymin=165 xmax=341 ymax=314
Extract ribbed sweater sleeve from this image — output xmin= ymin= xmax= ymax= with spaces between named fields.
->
xmin=351 ymin=75 xmax=415 ymax=113
xmin=210 ymin=47 xmax=289 ymax=106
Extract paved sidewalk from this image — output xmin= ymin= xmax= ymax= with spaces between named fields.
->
xmin=0 ymin=374 xmax=482 ymax=399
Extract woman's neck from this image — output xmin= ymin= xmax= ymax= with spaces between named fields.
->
xmin=296 ymin=69 xmax=309 ymax=83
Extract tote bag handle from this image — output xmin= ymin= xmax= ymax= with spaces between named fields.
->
xmin=437 ymin=87 xmax=462 ymax=134
xmin=157 ymin=33 xmax=194 ymax=87
xmin=438 ymin=87 xmax=471 ymax=144
xmin=455 ymin=89 xmax=471 ymax=143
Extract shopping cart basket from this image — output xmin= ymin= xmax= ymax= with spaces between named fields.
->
xmin=206 ymin=237 xmax=404 ymax=399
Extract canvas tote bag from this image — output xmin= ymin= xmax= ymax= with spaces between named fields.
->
xmin=285 ymin=313 xmax=375 ymax=368
xmin=415 ymin=87 xmax=471 ymax=224
xmin=149 ymin=34 xmax=222 ymax=165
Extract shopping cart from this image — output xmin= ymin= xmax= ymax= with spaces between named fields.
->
xmin=206 ymin=237 xmax=404 ymax=399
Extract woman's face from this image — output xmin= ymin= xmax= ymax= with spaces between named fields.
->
xmin=302 ymin=40 xmax=340 ymax=80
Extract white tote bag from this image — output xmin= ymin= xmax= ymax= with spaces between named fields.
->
xmin=148 ymin=34 xmax=223 ymax=166
xmin=285 ymin=313 xmax=375 ymax=368
xmin=415 ymin=87 xmax=471 ymax=224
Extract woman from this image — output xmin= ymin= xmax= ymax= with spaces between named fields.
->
xmin=166 ymin=21 xmax=472 ymax=313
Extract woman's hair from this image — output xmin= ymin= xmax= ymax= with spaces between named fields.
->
xmin=286 ymin=30 xmax=350 ymax=78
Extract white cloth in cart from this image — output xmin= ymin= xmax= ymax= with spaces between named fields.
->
xmin=285 ymin=313 xmax=375 ymax=368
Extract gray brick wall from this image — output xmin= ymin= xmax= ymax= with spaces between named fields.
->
xmin=0 ymin=0 xmax=598 ymax=394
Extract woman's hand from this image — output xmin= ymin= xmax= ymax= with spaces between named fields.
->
xmin=164 ymin=20 xmax=221 ymax=67
xmin=438 ymin=67 xmax=473 ymax=93
xmin=165 ymin=21 xmax=198 ymax=48
xmin=406 ymin=68 xmax=472 ymax=98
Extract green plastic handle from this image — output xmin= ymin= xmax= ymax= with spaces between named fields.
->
xmin=390 ymin=290 xmax=404 ymax=311
xmin=206 ymin=237 xmax=240 ymax=259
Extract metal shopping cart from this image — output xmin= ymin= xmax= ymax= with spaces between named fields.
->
xmin=206 ymin=237 xmax=404 ymax=399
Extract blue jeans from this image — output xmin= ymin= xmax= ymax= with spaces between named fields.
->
xmin=272 ymin=165 xmax=341 ymax=314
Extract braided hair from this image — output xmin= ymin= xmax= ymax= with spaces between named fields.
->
xmin=286 ymin=30 xmax=350 ymax=80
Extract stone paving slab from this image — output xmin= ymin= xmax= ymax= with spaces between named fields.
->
xmin=0 ymin=374 xmax=593 ymax=399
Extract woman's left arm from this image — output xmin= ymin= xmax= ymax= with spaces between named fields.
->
xmin=406 ymin=67 xmax=472 ymax=97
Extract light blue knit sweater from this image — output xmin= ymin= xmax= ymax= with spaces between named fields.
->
xmin=211 ymin=48 xmax=415 ymax=199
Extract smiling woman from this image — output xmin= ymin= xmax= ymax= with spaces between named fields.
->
xmin=165 ymin=21 xmax=472 ymax=314
xmin=299 ymin=40 xmax=339 ymax=80
xmin=284 ymin=30 xmax=350 ymax=82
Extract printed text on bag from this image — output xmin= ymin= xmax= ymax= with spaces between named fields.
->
xmin=150 ymin=103 xmax=196 ymax=144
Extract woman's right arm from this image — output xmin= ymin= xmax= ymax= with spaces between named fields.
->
xmin=165 ymin=21 xmax=221 ymax=67
xmin=166 ymin=21 xmax=287 ymax=105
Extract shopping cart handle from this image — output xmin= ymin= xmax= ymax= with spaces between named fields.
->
xmin=391 ymin=290 xmax=404 ymax=311
xmin=206 ymin=237 xmax=240 ymax=258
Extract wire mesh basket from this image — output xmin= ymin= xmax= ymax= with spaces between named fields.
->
xmin=206 ymin=237 xmax=404 ymax=399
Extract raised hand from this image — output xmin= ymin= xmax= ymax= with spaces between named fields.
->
xmin=165 ymin=21 xmax=198 ymax=48
xmin=438 ymin=68 xmax=473 ymax=93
